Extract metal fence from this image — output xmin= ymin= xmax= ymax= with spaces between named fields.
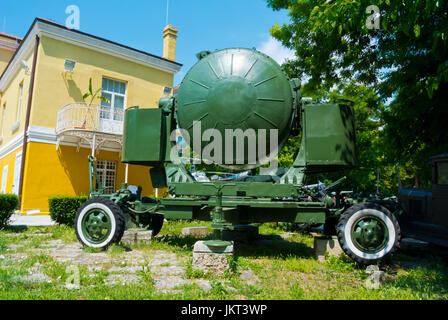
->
xmin=56 ymin=103 xmax=124 ymax=135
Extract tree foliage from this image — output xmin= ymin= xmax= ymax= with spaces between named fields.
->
xmin=268 ymin=0 xmax=448 ymax=189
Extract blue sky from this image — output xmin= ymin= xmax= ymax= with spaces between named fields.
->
xmin=0 ymin=0 xmax=295 ymax=86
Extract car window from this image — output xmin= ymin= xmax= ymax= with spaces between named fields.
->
xmin=437 ymin=162 xmax=448 ymax=185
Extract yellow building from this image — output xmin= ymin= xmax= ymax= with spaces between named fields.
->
xmin=0 ymin=18 xmax=181 ymax=215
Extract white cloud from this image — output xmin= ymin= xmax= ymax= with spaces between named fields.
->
xmin=257 ymin=36 xmax=295 ymax=65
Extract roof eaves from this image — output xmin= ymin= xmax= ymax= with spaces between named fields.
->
xmin=0 ymin=32 xmax=23 ymax=42
xmin=35 ymin=17 xmax=182 ymax=67
xmin=0 ymin=17 xmax=182 ymax=86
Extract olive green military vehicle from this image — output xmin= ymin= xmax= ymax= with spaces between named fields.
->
xmin=74 ymin=47 xmax=403 ymax=265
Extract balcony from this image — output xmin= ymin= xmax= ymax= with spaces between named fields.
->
xmin=56 ymin=103 xmax=124 ymax=153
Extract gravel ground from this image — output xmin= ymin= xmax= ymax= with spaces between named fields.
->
xmin=2 ymin=235 xmax=217 ymax=291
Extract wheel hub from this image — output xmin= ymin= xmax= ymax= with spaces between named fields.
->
xmin=351 ymin=216 xmax=388 ymax=253
xmin=82 ymin=209 xmax=112 ymax=244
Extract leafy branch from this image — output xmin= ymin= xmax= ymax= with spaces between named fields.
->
xmin=83 ymin=78 xmax=110 ymax=106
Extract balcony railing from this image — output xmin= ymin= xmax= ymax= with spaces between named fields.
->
xmin=56 ymin=103 xmax=124 ymax=136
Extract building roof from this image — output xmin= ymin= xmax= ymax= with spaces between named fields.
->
xmin=35 ymin=18 xmax=182 ymax=67
xmin=0 ymin=18 xmax=182 ymax=91
xmin=429 ymin=154 xmax=448 ymax=162
xmin=0 ymin=32 xmax=23 ymax=42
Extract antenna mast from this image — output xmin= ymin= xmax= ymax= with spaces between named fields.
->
xmin=166 ymin=0 xmax=169 ymax=25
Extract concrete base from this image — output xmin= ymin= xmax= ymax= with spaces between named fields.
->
xmin=9 ymin=214 xmax=56 ymax=227
xmin=192 ymin=241 xmax=234 ymax=275
xmin=121 ymin=228 xmax=153 ymax=246
xmin=181 ymin=227 xmax=211 ymax=238
xmin=314 ymin=235 xmax=343 ymax=262
xmin=222 ymin=225 xmax=259 ymax=243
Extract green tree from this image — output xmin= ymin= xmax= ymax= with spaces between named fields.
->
xmin=268 ymin=0 xmax=448 ymax=188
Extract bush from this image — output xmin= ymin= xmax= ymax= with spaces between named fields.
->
xmin=0 ymin=194 xmax=19 ymax=229
xmin=48 ymin=196 xmax=88 ymax=227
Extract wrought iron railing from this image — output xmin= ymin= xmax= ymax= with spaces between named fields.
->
xmin=56 ymin=103 xmax=124 ymax=136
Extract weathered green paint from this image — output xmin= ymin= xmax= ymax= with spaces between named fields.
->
xmin=175 ymin=48 xmax=295 ymax=169
xmin=85 ymin=47 xmax=362 ymax=252
xmin=157 ymin=196 xmax=327 ymax=224
xmin=122 ymin=107 xmax=166 ymax=165
xmin=158 ymin=205 xmax=195 ymax=220
xmin=303 ymin=103 xmax=357 ymax=167
xmin=149 ymin=166 xmax=167 ymax=188
xmin=168 ymin=181 xmax=301 ymax=198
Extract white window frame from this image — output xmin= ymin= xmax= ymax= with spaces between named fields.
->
xmin=100 ymin=78 xmax=127 ymax=122
xmin=1 ymin=165 xmax=8 ymax=194
xmin=96 ymin=160 xmax=117 ymax=194
xmin=12 ymin=151 xmax=22 ymax=195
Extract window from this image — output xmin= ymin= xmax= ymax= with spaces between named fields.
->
xmin=437 ymin=162 xmax=448 ymax=185
xmin=96 ymin=160 xmax=117 ymax=194
xmin=12 ymin=151 xmax=22 ymax=195
xmin=1 ymin=165 xmax=8 ymax=194
xmin=101 ymin=78 xmax=126 ymax=121
xmin=16 ymin=82 xmax=23 ymax=122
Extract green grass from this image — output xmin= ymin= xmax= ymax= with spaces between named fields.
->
xmin=137 ymin=263 xmax=156 ymax=288
xmin=159 ymin=220 xmax=212 ymax=236
xmin=0 ymin=221 xmax=448 ymax=300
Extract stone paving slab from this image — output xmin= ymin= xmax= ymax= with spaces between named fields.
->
xmin=9 ymin=214 xmax=56 ymax=227
xmin=314 ymin=235 xmax=343 ymax=261
xmin=2 ymin=233 xmax=213 ymax=292
xmin=181 ymin=227 xmax=210 ymax=238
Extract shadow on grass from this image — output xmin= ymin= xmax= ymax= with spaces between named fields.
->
xmin=391 ymin=241 xmax=448 ymax=267
xmin=3 ymin=225 xmax=29 ymax=233
xmin=114 ymin=244 xmax=137 ymax=253
xmin=152 ymin=234 xmax=214 ymax=253
xmin=152 ymin=233 xmax=314 ymax=259
xmin=236 ymin=236 xmax=314 ymax=259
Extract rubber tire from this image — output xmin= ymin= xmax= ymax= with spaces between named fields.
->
xmin=146 ymin=213 xmax=165 ymax=237
xmin=75 ymin=197 xmax=126 ymax=249
xmin=324 ymin=217 xmax=338 ymax=236
xmin=336 ymin=202 xmax=401 ymax=265
xmin=140 ymin=197 xmax=164 ymax=236
xmin=138 ymin=212 xmax=164 ymax=237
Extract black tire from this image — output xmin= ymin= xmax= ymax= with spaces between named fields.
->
xmin=324 ymin=217 xmax=338 ymax=236
xmin=336 ymin=202 xmax=401 ymax=265
xmin=75 ymin=197 xmax=126 ymax=249
xmin=139 ymin=197 xmax=164 ymax=236
xmin=149 ymin=213 xmax=164 ymax=236
xmin=140 ymin=213 xmax=164 ymax=237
